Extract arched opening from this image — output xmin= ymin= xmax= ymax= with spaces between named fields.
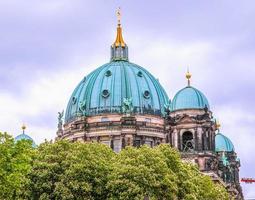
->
xmin=182 ymin=131 xmax=194 ymax=152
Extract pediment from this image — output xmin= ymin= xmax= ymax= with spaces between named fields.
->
xmin=176 ymin=114 xmax=196 ymax=124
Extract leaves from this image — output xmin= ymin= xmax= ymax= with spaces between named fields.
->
xmin=0 ymin=132 xmax=35 ymax=200
xmin=0 ymin=133 xmax=229 ymax=200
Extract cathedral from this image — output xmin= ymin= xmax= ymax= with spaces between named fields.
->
xmin=54 ymin=10 xmax=243 ymax=199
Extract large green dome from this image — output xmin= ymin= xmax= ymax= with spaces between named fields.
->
xmin=65 ymin=60 xmax=169 ymax=122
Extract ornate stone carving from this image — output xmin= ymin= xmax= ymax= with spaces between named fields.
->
xmin=164 ymin=102 xmax=171 ymax=116
xmin=205 ymin=157 xmax=218 ymax=171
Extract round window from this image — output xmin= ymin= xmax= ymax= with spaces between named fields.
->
xmin=102 ymin=89 xmax=110 ymax=98
xmin=72 ymin=97 xmax=77 ymax=104
xmin=143 ymin=90 xmax=150 ymax=99
xmin=105 ymin=70 xmax=112 ymax=77
xmin=137 ymin=71 xmax=143 ymax=77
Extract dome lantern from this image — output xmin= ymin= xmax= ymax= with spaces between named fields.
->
xmin=111 ymin=7 xmax=129 ymax=61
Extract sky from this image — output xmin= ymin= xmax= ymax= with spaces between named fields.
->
xmin=0 ymin=0 xmax=254 ymax=198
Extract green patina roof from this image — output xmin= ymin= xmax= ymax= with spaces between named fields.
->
xmin=15 ymin=133 xmax=36 ymax=147
xmin=171 ymin=86 xmax=210 ymax=111
xmin=215 ymin=133 xmax=235 ymax=152
xmin=65 ymin=60 xmax=170 ymax=122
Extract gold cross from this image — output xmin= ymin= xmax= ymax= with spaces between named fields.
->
xmin=117 ymin=7 xmax=121 ymax=25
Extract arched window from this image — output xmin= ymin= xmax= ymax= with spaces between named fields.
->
xmin=182 ymin=131 xmax=194 ymax=152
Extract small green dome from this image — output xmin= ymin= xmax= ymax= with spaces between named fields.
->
xmin=171 ymin=86 xmax=209 ymax=111
xmin=15 ymin=133 xmax=36 ymax=147
xmin=65 ymin=61 xmax=169 ymax=122
xmin=215 ymin=133 xmax=235 ymax=152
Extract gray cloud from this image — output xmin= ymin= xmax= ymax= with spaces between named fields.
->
xmin=0 ymin=0 xmax=254 ymax=197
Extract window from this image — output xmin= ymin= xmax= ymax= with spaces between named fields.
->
xmin=145 ymin=118 xmax=151 ymax=123
xmin=143 ymin=90 xmax=150 ymax=99
xmin=113 ymin=140 xmax=121 ymax=153
xmin=137 ymin=71 xmax=143 ymax=77
xmin=72 ymin=97 xmax=77 ymax=104
xmin=144 ymin=141 xmax=152 ymax=147
xmin=105 ymin=70 xmax=112 ymax=77
xmin=101 ymin=140 xmax=110 ymax=147
xmin=133 ymin=140 xmax=141 ymax=147
xmin=182 ymin=131 xmax=194 ymax=151
xmin=101 ymin=89 xmax=110 ymax=98
xmin=101 ymin=117 xmax=109 ymax=122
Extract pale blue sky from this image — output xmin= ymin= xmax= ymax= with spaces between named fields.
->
xmin=0 ymin=0 xmax=254 ymax=197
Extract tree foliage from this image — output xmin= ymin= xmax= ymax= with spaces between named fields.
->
xmin=28 ymin=141 xmax=115 ymax=200
xmin=0 ymin=133 xmax=229 ymax=200
xmin=0 ymin=132 xmax=35 ymax=200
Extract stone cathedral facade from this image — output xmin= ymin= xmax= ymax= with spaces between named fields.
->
xmin=56 ymin=11 xmax=243 ymax=199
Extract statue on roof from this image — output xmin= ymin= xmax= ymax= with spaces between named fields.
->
xmin=57 ymin=110 xmax=64 ymax=130
xmin=78 ymin=100 xmax=86 ymax=116
xmin=122 ymin=98 xmax=133 ymax=115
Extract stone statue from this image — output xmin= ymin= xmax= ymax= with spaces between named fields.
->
xmin=164 ymin=102 xmax=171 ymax=116
xmin=78 ymin=100 xmax=86 ymax=115
xmin=122 ymin=98 xmax=133 ymax=114
xmin=205 ymin=158 xmax=218 ymax=171
xmin=57 ymin=110 xmax=64 ymax=130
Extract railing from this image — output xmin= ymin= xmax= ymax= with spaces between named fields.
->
xmin=66 ymin=106 xmax=163 ymax=123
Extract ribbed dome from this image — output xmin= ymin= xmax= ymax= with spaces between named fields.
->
xmin=171 ymin=86 xmax=209 ymax=111
xmin=15 ymin=133 xmax=36 ymax=147
xmin=215 ymin=133 xmax=235 ymax=152
xmin=65 ymin=61 xmax=169 ymax=122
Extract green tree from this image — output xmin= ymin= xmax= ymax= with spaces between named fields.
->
xmin=55 ymin=142 xmax=115 ymax=200
xmin=0 ymin=132 xmax=35 ymax=200
xmin=28 ymin=140 xmax=73 ymax=199
xmin=107 ymin=145 xmax=178 ymax=200
xmin=28 ymin=141 xmax=115 ymax=200
xmin=156 ymin=144 xmax=229 ymax=200
xmin=107 ymin=144 xmax=229 ymax=200
xmin=0 ymin=136 xmax=228 ymax=200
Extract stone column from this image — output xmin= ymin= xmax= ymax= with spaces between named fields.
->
xmin=178 ymin=131 xmax=181 ymax=151
xmin=197 ymin=127 xmax=203 ymax=151
xmin=126 ymin=134 xmax=134 ymax=146
xmin=211 ymin=130 xmax=215 ymax=151
xmin=173 ymin=129 xmax=178 ymax=149
xmin=194 ymin=129 xmax=198 ymax=151
xmin=121 ymin=135 xmax=126 ymax=149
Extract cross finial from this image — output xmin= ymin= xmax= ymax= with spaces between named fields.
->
xmin=186 ymin=67 xmax=192 ymax=86
xmin=21 ymin=123 xmax=26 ymax=134
xmin=216 ymin=119 xmax=221 ymax=131
xmin=117 ymin=7 xmax=121 ymax=26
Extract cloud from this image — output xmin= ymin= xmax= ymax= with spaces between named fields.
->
xmin=0 ymin=0 xmax=254 ymax=197
xmin=0 ymin=64 xmax=87 ymax=143
xmin=213 ymin=105 xmax=255 ymax=197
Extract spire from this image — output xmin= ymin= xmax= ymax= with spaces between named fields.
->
xmin=21 ymin=124 xmax=26 ymax=134
xmin=113 ymin=7 xmax=125 ymax=47
xmin=216 ymin=120 xmax=221 ymax=132
xmin=111 ymin=7 xmax=129 ymax=61
xmin=186 ymin=68 xmax=192 ymax=86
